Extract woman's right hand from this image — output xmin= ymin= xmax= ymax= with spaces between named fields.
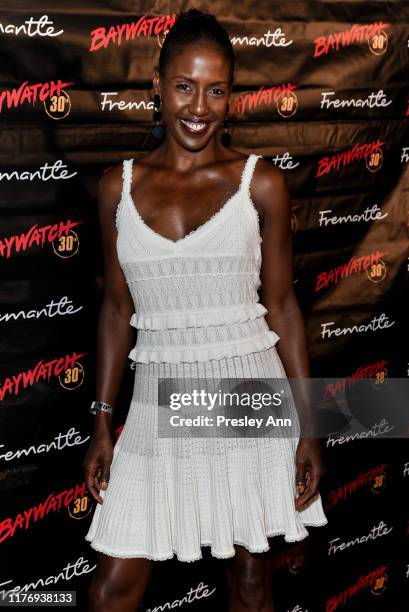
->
xmin=83 ymin=423 xmax=114 ymax=505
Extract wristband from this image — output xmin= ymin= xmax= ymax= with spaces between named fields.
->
xmin=89 ymin=400 xmax=113 ymax=416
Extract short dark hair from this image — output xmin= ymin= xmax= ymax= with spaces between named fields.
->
xmin=158 ymin=8 xmax=235 ymax=85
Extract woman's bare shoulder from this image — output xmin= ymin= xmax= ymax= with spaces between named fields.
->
xmin=98 ymin=161 xmax=125 ymax=209
xmin=252 ymin=157 xmax=291 ymax=219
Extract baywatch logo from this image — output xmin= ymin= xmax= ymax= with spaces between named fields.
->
xmin=0 ymin=352 xmax=86 ymax=400
xmin=326 ymin=565 xmax=388 ymax=612
xmin=273 ymin=542 xmax=306 ymax=574
xmin=89 ymin=15 xmax=176 ymax=51
xmin=229 ymin=84 xmax=298 ymax=118
xmin=0 ymin=219 xmax=82 ymax=259
xmin=0 ymin=79 xmax=73 ymax=118
xmin=322 ymin=360 xmax=389 ymax=399
xmin=317 ymin=139 xmax=384 ymax=177
xmin=315 ymin=250 xmax=387 ymax=292
xmin=0 ymin=482 xmax=87 ymax=543
xmin=313 ymin=21 xmax=389 ymax=58
xmin=326 ymin=463 xmax=389 ymax=510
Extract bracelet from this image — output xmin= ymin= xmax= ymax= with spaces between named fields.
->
xmin=89 ymin=400 xmax=113 ymax=416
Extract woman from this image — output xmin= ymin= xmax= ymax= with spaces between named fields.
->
xmin=83 ymin=8 xmax=328 ymax=612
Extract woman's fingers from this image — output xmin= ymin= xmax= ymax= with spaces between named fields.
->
xmin=98 ymin=466 xmax=111 ymax=491
xmin=295 ymin=470 xmax=322 ymax=511
xmin=84 ymin=459 xmax=111 ymax=504
xmin=295 ymin=462 xmax=307 ymax=501
xmin=83 ymin=435 xmax=113 ymax=505
xmin=85 ymin=469 xmax=104 ymax=504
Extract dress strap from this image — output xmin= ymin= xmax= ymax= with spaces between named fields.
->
xmin=121 ymin=158 xmax=134 ymax=198
xmin=240 ymin=154 xmax=263 ymax=199
xmin=116 ymin=159 xmax=133 ymax=230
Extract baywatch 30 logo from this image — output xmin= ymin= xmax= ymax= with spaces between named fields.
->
xmin=230 ymin=83 xmax=298 ymax=118
xmin=313 ymin=21 xmax=389 ymax=57
xmin=0 ymin=80 xmax=72 ymax=119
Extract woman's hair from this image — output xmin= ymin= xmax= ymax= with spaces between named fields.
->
xmin=158 ymin=8 xmax=235 ymax=85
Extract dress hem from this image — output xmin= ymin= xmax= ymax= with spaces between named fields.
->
xmin=85 ymin=518 xmax=328 ymax=563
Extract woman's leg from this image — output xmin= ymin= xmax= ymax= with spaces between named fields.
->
xmin=224 ymin=542 xmax=276 ymax=612
xmin=88 ymin=552 xmax=153 ymax=612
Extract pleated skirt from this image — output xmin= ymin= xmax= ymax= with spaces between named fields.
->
xmin=85 ymin=346 xmax=328 ymax=562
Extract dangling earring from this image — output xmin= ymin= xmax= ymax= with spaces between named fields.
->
xmin=151 ymin=93 xmax=165 ymax=139
xmin=221 ymin=104 xmax=231 ymax=147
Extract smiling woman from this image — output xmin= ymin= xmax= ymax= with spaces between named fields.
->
xmin=82 ymin=7 xmax=328 ymax=612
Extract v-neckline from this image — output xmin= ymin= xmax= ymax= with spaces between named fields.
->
xmin=126 ymin=154 xmax=253 ymax=248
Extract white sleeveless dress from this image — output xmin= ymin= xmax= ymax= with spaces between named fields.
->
xmin=85 ymin=153 xmax=328 ymax=562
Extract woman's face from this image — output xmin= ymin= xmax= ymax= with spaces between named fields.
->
xmin=154 ymin=41 xmax=232 ymax=151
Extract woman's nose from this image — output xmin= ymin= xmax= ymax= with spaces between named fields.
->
xmin=189 ymin=90 xmax=208 ymax=116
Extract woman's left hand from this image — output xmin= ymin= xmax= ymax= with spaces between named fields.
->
xmin=294 ymin=437 xmax=325 ymax=512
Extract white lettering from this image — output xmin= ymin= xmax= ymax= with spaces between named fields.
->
xmin=318 ymin=204 xmax=388 ymax=227
xmin=145 ymin=581 xmax=217 ymax=612
xmin=328 ymin=520 xmax=393 ymax=556
xmin=271 ymin=152 xmax=300 ymax=170
xmin=326 ymin=418 xmax=394 ymax=446
xmin=0 ymin=556 xmax=96 ymax=598
xmin=0 ymin=296 xmax=83 ymax=323
xmin=100 ymin=92 xmax=154 ymax=112
xmin=231 ymin=27 xmax=293 ymax=48
xmin=320 ymin=89 xmax=392 ymax=110
xmin=321 ymin=313 xmax=395 ymax=339
xmin=401 ymin=147 xmax=409 ymax=163
xmin=0 ymin=160 xmax=77 ymax=183
xmin=0 ymin=427 xmax=90 ymax=462
xmin=0 ymin=15 xmax=64 ymax=38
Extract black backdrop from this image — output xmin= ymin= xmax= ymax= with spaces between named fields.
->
xmin=0 ymin=2 xmax=408 ymax=611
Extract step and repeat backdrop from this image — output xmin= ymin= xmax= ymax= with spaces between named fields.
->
xmin=1 ymin=1 xmax=408 ymax=611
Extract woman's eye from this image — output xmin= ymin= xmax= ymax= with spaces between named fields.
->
xmin=176 ymin=84 xmax=225 ymax=95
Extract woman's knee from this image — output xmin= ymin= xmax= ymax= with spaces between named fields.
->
xmin=226 ymin=547 xmax=273 ymax=610
xmin=88 ymin=556 xmax=152 ymax=612
xmin=88 ymin=576 xmax=118 ymax=611
xmin=236 ymin=574 xmax=268 ymax=609
xmin=89 ymin=577 xmax=146 ymax=611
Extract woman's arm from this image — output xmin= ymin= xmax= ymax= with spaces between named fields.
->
xmin=256 ymin=165 xmax=310 ymax=381
xmin=252 ymin=161 xmax=325 ymax=511
xmin=93 ymin=165 xmax=135 ymax=431
xmin=83 ymin=164 xmax=135 ymax=504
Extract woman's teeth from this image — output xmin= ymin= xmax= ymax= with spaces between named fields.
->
xmin=180 ymin=119 xmax=209 ymax=134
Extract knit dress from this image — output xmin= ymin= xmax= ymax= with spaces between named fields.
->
xmin=85 ymin=153 xmax=328 ymax=562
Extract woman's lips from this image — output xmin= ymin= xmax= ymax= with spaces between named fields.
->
xmin=179 ymin=118 xmax=210 ymax=136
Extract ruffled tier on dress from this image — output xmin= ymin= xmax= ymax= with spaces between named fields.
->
xmin=128 ymin=311 xmax=280 ymax=364
xmin=129 ymin=330 xmax=280 ymax=364
xmin=130 ymin=302 xmax=268 ymax=331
